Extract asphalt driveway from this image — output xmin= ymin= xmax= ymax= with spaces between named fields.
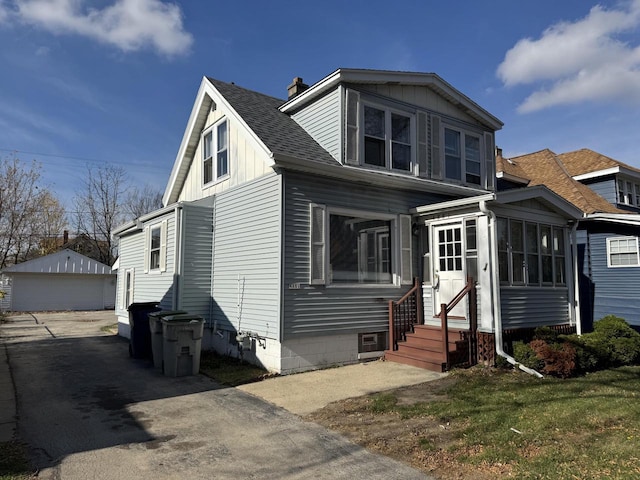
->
xmin=1 ymin=311 xmax=432 ymax=479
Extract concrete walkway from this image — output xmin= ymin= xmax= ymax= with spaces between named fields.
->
xmin=1 ymin=311 xmax=436 ymax=479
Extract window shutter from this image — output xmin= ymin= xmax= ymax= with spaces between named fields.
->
xmin=344 ymin=89 xmax=360 ymax=165
xmin=310 ymin=204 xmax=326 ymax=284
xmin=484 ymin=132 xmax=495 ymax=190
xmin=430 ymin=114 xmax=442 ymax=180
xmin=417 ymin=111 xmax=428 ymax=177
xmin=159 ymin=220 xmax=167 ymax=272
xmin=143 ymin=226 xmax=150 ymax=274
xmin=400 ymin=215 xmax=412 ymax=285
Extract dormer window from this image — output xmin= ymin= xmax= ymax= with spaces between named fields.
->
xmin=617 ymin=178 xmax=640 ymax=207
xmin=203 ymin=119 xmax=229 ymax=186
xmin=361 ymin=103 xmax=413 ymax=172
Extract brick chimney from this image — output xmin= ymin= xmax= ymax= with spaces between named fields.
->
xmin=287 ymin=77 xmax=309 ymax=99
xmin=63 ymin=230 xmax=69 ymax=244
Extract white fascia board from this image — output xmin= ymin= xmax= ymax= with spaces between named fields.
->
xmin=585 ymin=213 xmax=640 ymax=226
xmin=163 ymin=78 xmax=275 ymax=206
xmin=113 ymin=204 xmax=180 ymax=238
xmin=279 ymin=68 xmax=503 ymax=131
xmin=411 ymin=193 xmax=495 ymax=215
xmin=495 ymin=185 xmax=583 ymax=220
xmin=112 ymin=220 xmax=139 ymax=237
xmin=572 ymin=166 xmax=620 ymax=181
xmin=496 ymin=171 xmax=529 ymax=185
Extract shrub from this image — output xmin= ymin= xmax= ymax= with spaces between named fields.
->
xmin=561 ymin=334 xmax=605 ymax=373
xmin=529 ymin=339 xmax=577 ymax=378
xmin=513 ymin=341 xmax=543 ymax=371
xmin=587 ymin=315 xmax=640 ymax=367
xmin=533 ymin=326 xmax=560 ymax=343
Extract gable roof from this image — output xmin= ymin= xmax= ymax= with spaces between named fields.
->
xmin=2 ymin=249 xmax=113 ymax=275
xmin=498 ymin=149 xmax=624 ymax=215
xmin=557 ymin=148 xmax=640 ymax=180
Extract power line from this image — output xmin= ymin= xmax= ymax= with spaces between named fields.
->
xmin=0 ymin=147 xmax=166 ymax=169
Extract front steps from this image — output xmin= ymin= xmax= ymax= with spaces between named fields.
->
xmin=384 ymin=325 xmax=468 ymax=372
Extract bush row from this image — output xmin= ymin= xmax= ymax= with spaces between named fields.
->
xmin=512 ymin=315 xmax=640 ymax=378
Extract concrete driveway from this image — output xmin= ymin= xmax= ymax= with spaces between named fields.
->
xmin=1 ymin=311 xmax=432 ymax=479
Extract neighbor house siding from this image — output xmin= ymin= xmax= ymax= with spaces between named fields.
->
xmin=581 ymin=177 xmax=617 ymax=205
xmin=179 ymin=203 xmax=214 ymax=321
xmin=283 ymin=171 xmax=445 ymax=339
xmin=291 ymin=87 xmax=341 ymax=162
xmin=586 ymin=230 xmax=640 ymax=326
xmin=500 ymin=287 xmax=569 ymax=329
xmin=211 ymin=173 xmax=281 ymax=338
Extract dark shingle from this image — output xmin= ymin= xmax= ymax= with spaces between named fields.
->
xmin=207 ymin=78 xmax=339 ymax=166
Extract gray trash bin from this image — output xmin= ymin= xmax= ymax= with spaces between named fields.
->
xmin=148 ymin=310 xmax=186 ymax=371
xmin=162 ymin=314 xmax=204 ymax=377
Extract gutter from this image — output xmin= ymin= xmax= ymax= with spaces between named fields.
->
xmin=479 ymin=199 xmax=544 ymax=378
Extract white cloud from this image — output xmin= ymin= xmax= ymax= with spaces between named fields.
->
xmin=2 ymin=0 xmax=193 ymax=57
xmin=497 ymin=0 xmax=640 ymax=113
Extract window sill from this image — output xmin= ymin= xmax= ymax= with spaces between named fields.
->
xmin=203 ymin=174 xmax=230 ymax=189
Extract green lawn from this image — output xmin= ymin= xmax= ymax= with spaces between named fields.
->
xmin=368 ymin=366 xmax=640 ymax=479
xmin=199 ymin=350 xmax=272 ymax=386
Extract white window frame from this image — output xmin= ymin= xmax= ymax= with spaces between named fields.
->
xmin=442 ymin=125 xmax=484 ymax=187
xmin=607 ymin=236 xmax=640 ymax=268
xmin=309 ymin=204 xmax=412 ymax=287
xmin=144 ymin=220 xmax=167 ymax=274
xmin=202 ymin=118 xmax=229 ymax=187
xmin=361 ymin=101 xmax=415 ymax=174
xmin=122 ymin=268 xmax=134 ymax=309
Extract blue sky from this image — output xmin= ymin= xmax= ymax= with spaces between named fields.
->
xmin=1 ymin=0 xmax=640 ymax=209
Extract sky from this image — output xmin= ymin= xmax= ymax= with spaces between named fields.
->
xmin=1 ymin=0 xmax=640 ymax=210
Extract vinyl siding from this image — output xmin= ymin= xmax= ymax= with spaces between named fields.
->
xmin=582 ymin=177 xmax=617 ymax=205
xmin=585 ymin=230 xmax=640 ymax=326
xmin=291 ymin=87 xmax=341 ymax=162
xmin=115 ymin=211 xmax=176 ymax=315
xmin=179 ymin=203 xmax=214 ymax=320
xmin=500 ymin=287 xmax=569 ymax=329
xmin=211 ymin=173 xmax=281 ymax=338
xmin=283 ymin=171 xmax=445 ymax=338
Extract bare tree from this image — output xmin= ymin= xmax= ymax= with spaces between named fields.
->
xmin=0 ymin=155 xmax=67 ymax=268
xmin=73 ymin=164 xmax=127 ymax=265
xmin=123 ymin=184 xmax=164 ymax=220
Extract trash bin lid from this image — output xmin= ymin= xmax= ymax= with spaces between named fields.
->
xmin=127 ymin=301 xmax=160 ymax=311
xmin=149 ymin=310 xmax=187 ymax=319
xmin=161 ymin=314 xmax=204 ymax=323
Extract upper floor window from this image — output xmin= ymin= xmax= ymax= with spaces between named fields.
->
xmin=363 ymin=105 xmax=412 ymax=171
xmin=144 ymin=220 xmax=167 ymax=273
xmin=607 ymin=236 xmax=640 ymax=267
xmin=444 ymin=127 xmax=482 ymax=186
xmin=617 ymin=178 xmax=640 ymax=207
xmin=203 ymin=119 xmax=228 ymax=185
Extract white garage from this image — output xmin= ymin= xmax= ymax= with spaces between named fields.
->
xmin=2 ymin=249 xmax=116 ymax=312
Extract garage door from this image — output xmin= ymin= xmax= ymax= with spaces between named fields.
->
xmin=11 ymin=274 xmax=109 ymax=311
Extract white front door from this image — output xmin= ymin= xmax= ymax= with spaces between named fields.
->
xmin=434 ymin=224 xmax=467 ymax=318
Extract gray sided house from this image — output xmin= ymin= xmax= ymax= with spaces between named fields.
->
xmin=114 ymin=69 xmax=583 ymax=373
xmin=2 ymin=249 xmax=115 ymax=311
xmin=499 ymin=149 xmax=640 ymax=330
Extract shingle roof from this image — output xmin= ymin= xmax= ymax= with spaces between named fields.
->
xmin=206 ymin=78 xmax=340 ymax=167
xmin=496 ymin=154 xmax=530 ymax=183
xmin=506 ymin=149 xmax=624 ymax=215
xmin=558 ymin=148 xmax=640 ymax=177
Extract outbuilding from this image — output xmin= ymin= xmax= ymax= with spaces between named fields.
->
xmin=2 ymin=249 xmax=116 ymax=312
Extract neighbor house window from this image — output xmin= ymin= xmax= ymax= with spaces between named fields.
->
xmin=443 ymin=127 xmax=482 ymax=186
xmin=203 ymin=119 xmax=229 ymax=185
xmin=607 ymin=237 xmax=640 ymax=267
xmin=498 ymin=217 xmax=566 ymax=286
xmin=363 ymin=104 xmax=413 ymax=172
xmin=309 ymin=205 xmax=412 ymax=285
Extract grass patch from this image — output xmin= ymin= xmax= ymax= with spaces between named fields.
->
xmin=100 ymin=323 xmax=118 ymax=334
xmin=0 ymin=441 xmax=34 ymax=480
xmin=199 ymin=350 xmax=273 ymax=386
xmin=366 ymin=366 xmax=640 ymax=479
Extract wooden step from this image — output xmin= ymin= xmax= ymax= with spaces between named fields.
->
xmin=384 ymin=350 xmax=446 ymax=372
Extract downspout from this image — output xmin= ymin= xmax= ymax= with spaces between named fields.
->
xmin=571 ymin=221 xmax=582 ymax=336
xmin=173 ymin=204 xmax=183 ymax=310
xmin=479 ymin=200 xmax=544 ymax=378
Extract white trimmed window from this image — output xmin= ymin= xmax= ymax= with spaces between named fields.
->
xmin=144 ymin=221 xmax=167 ymax=273
xmin=617 ymin=178 xmax=640 ymax=207
xmin=309 ymin=205 xmax=412 ymax=286
xmin=123 ymin=269 xmax=134 ymax=309
xmin=363 ymin=105 xmax=413 ymax=172
xmin=444 ymin=127 xmax=482 ymax=186
xmin=203 ymin=119 xmax=229 ymax=185
xmin=607 ymin=237 xmax=640 ymax=267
